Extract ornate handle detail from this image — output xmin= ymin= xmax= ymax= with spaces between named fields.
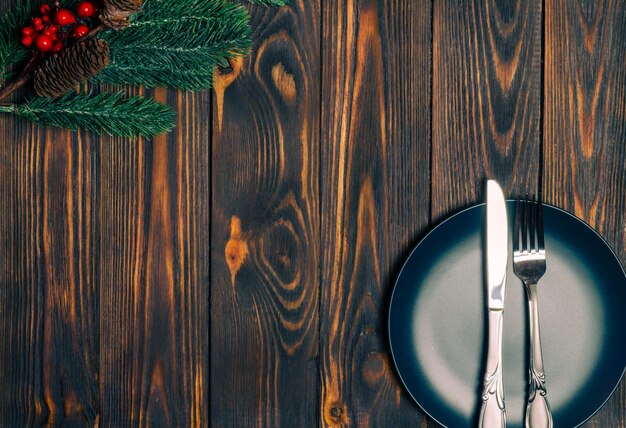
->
xmin=525 ymin=282 xmax=553 ymax=428
xmin=478 ymin=310 xmax=506 ymax=428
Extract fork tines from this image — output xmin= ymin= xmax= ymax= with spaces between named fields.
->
xmin=514 ymin=194 xmax=545 ymax=256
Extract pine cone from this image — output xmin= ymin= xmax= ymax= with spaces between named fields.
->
xmin=33 ymin=40 xmax=110 ymax=98
xmin=101 ymin=0 xmax=143 ymax=29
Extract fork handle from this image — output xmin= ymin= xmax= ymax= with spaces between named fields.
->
xmin=478 ymin=310 xmax=506 ymax=428
xmin=524 ymin=281 xmax=553 ymax=428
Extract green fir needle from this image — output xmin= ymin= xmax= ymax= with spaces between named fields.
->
xmin=5 ymin=92 xmax=176 ymax=138
xmin=0 ymin=0 xmax=286 ymax=137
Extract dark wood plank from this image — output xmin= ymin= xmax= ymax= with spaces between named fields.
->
xmin=210 ymin=1 xmax=320 ymax=426
xmin=0 ymin=118 xmax=47 ymax=425
xmin=0 ymin=122 xmax=99 ymax=425
xmin=99 ymin=88 xmax=210 ymax=426
xmin=2 ymin=8 xmax=101 ymax=424
xmin=42 ymin=128 xmax=100 ymax=426
xmin=544 ymin=1 xmax=626 ymax=426
xmin=319 ymin=0 xmax=431 ymax=425
xmin=431 ymin=0 xmax=541 ymax=425
xmin=432 ymin=0 xmax=542 ymax=217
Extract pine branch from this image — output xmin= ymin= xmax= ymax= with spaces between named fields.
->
xmin=245 ymin=0 xmax=288 ymax=6
xmin=1 ymin=0 xmax=288 ymax=138
xmin=0 ymin=1 xmax=37 ymax=85
xmin=0 ymin=0 xmax=81 ymax=89
xmin=96 ymin=0 xmax=251 ymax=90
xmin=142 ymin=0 xmax=241 ymax=18
xmin=3 ymin=92 xmax=175 ymax=137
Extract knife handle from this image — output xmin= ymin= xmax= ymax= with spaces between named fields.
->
xmin=478 ymin=310 xmax=506 ymax=428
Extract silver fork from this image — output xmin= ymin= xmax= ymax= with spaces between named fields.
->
xmin=513 ymin=196 xmax=553 ymax=428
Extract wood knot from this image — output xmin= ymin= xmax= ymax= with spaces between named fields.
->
xmin=214 ymin=56 xmax=244 ymax=134
xmin=261 ymin=220 xmax=299 ymax=285
xmin=326 ymin=402 xmax=348 ymax=425
xmin=218 ymin=63 xmax=234 ymax=75
xmin=225 ymin=216 xmax=248 ymax=287
xmin=214 ymin=56 xmax=243 ymax=91
xmin=271 ymin=62 xmax=297 ymax=104
xmin=362 ymin=353 xmax=387 ymax=386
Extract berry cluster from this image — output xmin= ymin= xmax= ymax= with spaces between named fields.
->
xmin=21 ymin=1 xmax=99 ymax=54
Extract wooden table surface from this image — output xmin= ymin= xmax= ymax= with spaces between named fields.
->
xmin=1 ymin=0 xmax=625 ymax=426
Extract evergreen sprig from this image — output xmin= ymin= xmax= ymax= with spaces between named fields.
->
xmin=245 ymin=0 xmax=288 ymax=6
xmin=0 ymin=0 xmax=82 ymax=85
xmin=0 ymin=0 xmax=287 ymax=138
xmin=0 ymin=1 xmax=36 ymax=85
xmin=97 ymin=0 xmax=252 ymax=89
xmin=1 ymin=92 xmax=175 ymax=137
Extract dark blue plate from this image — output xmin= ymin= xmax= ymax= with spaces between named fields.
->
xmin=388 ymin=202 xmax=626 ymax=428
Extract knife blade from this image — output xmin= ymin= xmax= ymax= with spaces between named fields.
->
xmin=478 ymin=180 xmax=508 ymax=428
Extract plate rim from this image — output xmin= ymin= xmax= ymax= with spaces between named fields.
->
xmin=387 ymin=200 xmax=626 ymax=428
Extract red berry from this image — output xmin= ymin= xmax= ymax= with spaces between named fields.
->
xmin=55 ymin=9 xmax=76 ymax=25
xmin=43 ymin=15 xmax=51 ymax=23
xmin=40 ymin=4 xmax=51 ymax=15
xmin=77 ymin=2 xmax=96 ymax=18
xmin=51 ymin=41 xmax=64 ymax=54
xmin=35 ymin=34 xmax=53 ymax=52
xmin=43 ymin=27 xmax=55 ymax=36
xmin=33 ymin=18 xmax=44 ymax=31
xmin=73 ymin=24 xmax=90 ymax=38
xmin=47 ymin=24 xmax=59 ymax=33
xmin=21 ymin=35 xmax=34 ymax=47
xmin=21 ymin=26 xmax=35 ymax=36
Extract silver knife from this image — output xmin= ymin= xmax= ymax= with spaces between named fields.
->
xmin=478 ymin=180 xmax=508 ymax=428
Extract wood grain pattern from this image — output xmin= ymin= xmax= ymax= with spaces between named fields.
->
xmin=99 ymin=87 xmax=209 ymax=426
xmin=0 ymin=118 xmax=48 ymax=425
xmin=432 ymin=0 xmax=542 ymax=216
xmin=0 ymin=122 xmax=99 ymax=425
xmin=1 ymin=0 xmax=626 ymax=426
xmin=544 ymin=1 xmax=626 ymax=426
xmin=319 ymin=0 xmax=431 ymax=426
xmin=210 ymin=1 xmax=320 ymax=426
